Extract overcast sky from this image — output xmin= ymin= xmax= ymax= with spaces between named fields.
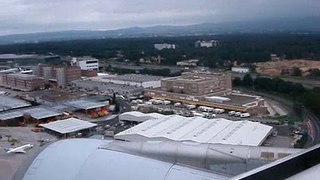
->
xmin=0 ymin=0 xmax=319 ymax=35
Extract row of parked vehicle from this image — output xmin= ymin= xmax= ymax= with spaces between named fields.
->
xmin=228 ymin=111 xmax=251 ymax=118
xmin=132 ymin=98 xmax=251 ymax=119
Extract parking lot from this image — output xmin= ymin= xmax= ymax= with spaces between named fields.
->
xmin=0 ymin=127 xmax=56 ymax=180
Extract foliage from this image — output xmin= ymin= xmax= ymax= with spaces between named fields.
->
xmin=291 ymin=67 xmax=302 ymax=76
xmin=235 ymin=74 xmax=320 ymax=116
xmin=232 ymin=77 xmax=242 ymax=87
xmin=294 ymin=132 xmax=308 ymax=148
xmin=242 ymin=74 xmax=254 ymax=87
xmin=276 ymin=116 xmax=301 ymax=125
xmin=308 ymin=68 xmax=320 ymax=79
xmin=0 ymin=34 xmax=320 ymax=67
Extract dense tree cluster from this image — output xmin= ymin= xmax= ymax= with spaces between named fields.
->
xmin=105 ymin=66 xmax=179 ymax=77
xmin=234 ymin=74 xmax=320 ymax=116
xmin=0 ymin=34 xmax=320 ymax=67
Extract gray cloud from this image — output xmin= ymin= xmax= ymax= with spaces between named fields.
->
xmin=0 ymin=0 xmax=319 ymax=35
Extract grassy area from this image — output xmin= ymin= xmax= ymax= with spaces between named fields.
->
xmin=276 ymin=116 xmax=301 ymax=125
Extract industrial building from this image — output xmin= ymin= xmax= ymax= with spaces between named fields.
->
xmin=195 ymin=40 xmax=220 ymax=48
xmin=115 ymin=114 xmax=273 ymax=146
xmin=0 ymin=106 xmax=63 ymax=126
xmin=154 ymin=43 xmax=176 ymax=50
xmin=91 ymin=74 xmax=162 ymax=88
xmin=39 ymin=117 xmax=97 ymax=137
xmin=72 ymin=79 xmax=144 ymax=97
xmin=72 ymin=56 xmax=99 ymax=71
xmin=0 ymin=96 xmax=31 ymax=112
xmin=0 ymin=73 xmax=45 ymax=91
xmin=64 ymin=99 xmax=109 ymax=118
xmin=34 ymin=64 xmax=81 ymax=87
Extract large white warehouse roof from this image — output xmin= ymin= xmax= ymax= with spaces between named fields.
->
xmin=115 ymin=115 xmax=273 ymax=146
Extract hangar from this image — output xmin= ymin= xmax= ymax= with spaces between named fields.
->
xmin=115 ymin=115 xmax=273 ymax=146
xmin=0 ymin=96 xmax=31 ymax=112
xmin=39 ymin=118 xmax=97 ymax=137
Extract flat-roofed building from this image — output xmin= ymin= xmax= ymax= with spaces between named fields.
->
xmin=0 ymin=106 xmax=63 ymax=126
xmin=64 ymin=99 xmax=109 ymax=118
xmin=176 ymin=59 xmax=199 ymax=67
xmin=115 ymin=115 xmax=273 ymax=146
xmin=119 ymin=111 xmax=165 ymax=123
xmin=0 ymin=96 xmax=31 ymax=112
xmin=91 ymin=74 xmax=162 ymax=88
xmin=72 ymin=79 xmax=144 ymax=97
xmin=0 ymin=73 xmax=44 ymax=91
xmin=72 ymin=56 xmax=99 ymax=71
xmin=154 ymin=43 xmax=176 ymax=50
xmin=232 ymin=67 xmax=250 ymax=74
xmin=195 ymin=40 xmax=220 ymax=48
xmin=39 ymin=117 xmax=97 ymax=137
xmin=160 ymin=72 xmax=232 ymax=96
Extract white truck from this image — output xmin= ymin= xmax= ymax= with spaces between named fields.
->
xmin=192 ymin=112 xmax=205 ymax=118
xmin=240 ymin=113 xmax=251 ymax=118
xmin=234 ymin=112 xmax=242 ymax=117
xmin=215 ymin=109 xmax=225 ymax=114
xmin=186 ymin=104 xmax=196 ymax=110
xmin=163 ymin=100 xmax=171 ymax=105
xmin=174 ymin=102 xmax=182 ymax=107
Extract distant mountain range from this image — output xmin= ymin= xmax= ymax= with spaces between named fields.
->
xmin=0 ymin=17 xmax=319 ymax=45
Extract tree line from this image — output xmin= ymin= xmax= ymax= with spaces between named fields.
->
xmin=0 ymin=34 xmax=320 ymax=68
xmin=233 ymin=74 xmax=320 ymax=116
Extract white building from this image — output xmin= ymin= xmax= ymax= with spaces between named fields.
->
xmin=154 ymin=43 xmax=176 ymax=50
xmin=119 ymin=111 xmax=165 ymax=123
xmin=231 ymin=67 xmax=250 ymax=74
xmin=115 ymin=115 xmax=273 ymax=146
xmin=73 ymin=56 xmax=99 ymax=71
xmin=176 ymin=59 xmax=199 ymax=67
xmin=195 ymin=40 xmax=219 ymax=48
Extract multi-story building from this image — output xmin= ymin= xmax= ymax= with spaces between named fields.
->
xmin=72 ymin=56 xmax=99 ymax=71
xmin=154 ymin=43 xmax=176 ymax=50
xmin=195 ymin=40 xmax=219 ymax=48
xmin=34 ymin=65 xmax=81 ymax=88
xmin=160 ymin=72 xmax=232 ymax=96
xmin=145 ymin=72 xmax=267 ymax=114
xmin=0 ymin=73 xmax=44 ymax=91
